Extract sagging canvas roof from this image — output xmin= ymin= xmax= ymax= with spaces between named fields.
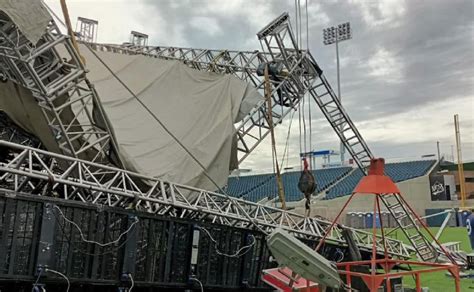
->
xmin=0 ymin=43 xmax=262 ymax=190
xmin=79 ymin=45 xmax=262 ymax=190
xmin=0 ymin=0 xmax=262 ymax=190
xmin=0 ymin=0 xmax=51 ymax=44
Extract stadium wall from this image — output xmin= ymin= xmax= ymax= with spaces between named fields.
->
xmin=294 ymin=174 xmax=474 ymax=225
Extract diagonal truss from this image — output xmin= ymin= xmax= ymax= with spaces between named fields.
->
xmin=0 ymin=11 xmax=120 ymax=167
xmin=0 ymin=8 xmax=372 ymax=173
xmin=90 ymin=13 xmax=373 ymax=171
xmin=0 ymin=140 xmax=409 ymax=259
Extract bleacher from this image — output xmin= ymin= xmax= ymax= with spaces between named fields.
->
xmin=226 ymin=167 xmax=351 ymax=202
xmin=324 ymin=160 xmax=436 ymax=200
xmin=226 ymin=160 xmax=436 ymax=203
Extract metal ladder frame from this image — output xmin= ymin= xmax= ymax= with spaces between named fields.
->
xmin=380 ymin=194 xmax=438 ymax=261
xmin=0 ymin=12 xmax=120 ymax=167
xmin=0 ymin=140 xmax=410 ymax=259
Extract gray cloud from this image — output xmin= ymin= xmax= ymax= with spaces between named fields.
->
xmin=133 ymin=0 xmax=473 ymax=168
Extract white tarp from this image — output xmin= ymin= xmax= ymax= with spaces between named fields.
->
xmin=79 ymin=45 xmax=262 ymax=189
xmin=0 ymin=43 xmax=262 ymax=190
xmin=0 ymin=0 xmax=51 ymax=44
xmin=0 ymin=0 xmax=262 ymax=190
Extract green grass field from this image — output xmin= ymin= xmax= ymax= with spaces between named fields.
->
xmin=384 ymin=227 xmax=471 ymax=291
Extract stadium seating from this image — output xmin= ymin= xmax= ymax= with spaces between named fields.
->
xmin=324 ymin=160 xmax=436 ymax=200
xmin=226 ymin=160 xmax=436 ymax=202
xmin=227 ymin=167 xmax=351 ymax=202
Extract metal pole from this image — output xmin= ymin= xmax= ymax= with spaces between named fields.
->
xmin=336 ymin=33 xmax=345 ymax=165
xmin=454 ymin=114 xmax=466 ymax=209
xmin=451 ymin=145 xmax=455 ymax=162
xmin=437 ymin=141 xmax=441 ymax=161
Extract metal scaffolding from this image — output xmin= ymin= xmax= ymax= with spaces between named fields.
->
xmin=0 ymin=140 xmax=409 ymax=259
xmin=76 ymin=17 xmax=98 ymax=43
xmin=90 ymin=13 xmax=373 ymax=172
xmin=0 ymin=12 xmax=121 ymax=168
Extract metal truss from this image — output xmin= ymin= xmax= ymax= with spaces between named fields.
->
xmin=0 ymin=141 xmax=409 ymax=259
xmin=0 ymin=12 xmax=120 ymax=167
xmin=90 ymin=13 xmax=373 ymax=171
xmin=0 ymin=9 xmax=371 ymax=172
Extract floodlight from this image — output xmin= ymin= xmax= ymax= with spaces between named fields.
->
xmin=266 ymin=228 xmax=342 ymax=289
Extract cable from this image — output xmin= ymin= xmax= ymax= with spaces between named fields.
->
xmin=54 ymin=212 xmax=135 ymax=256
xmin=305 ymin=0 xmax=312 ymax=164
xmin=41 ymin=0 xmax=67 ymax=29
xmin=298 ymin=103 xmax=303 ymax=166
xmin=197 ymin=226 xmax=256 ymax=258
xmin=190 ymin=277 xmax=204 ymax=292
xmin=33 ymin=268 xmax=43 ymax=287
xmin=128 ymin=273 xmax=134 ymax=292
xmin=280 ymin=110 xmax=296 ymax=168
xmin=302 ymin=87 xmax=307 ymax=155
xmin=45 ymin=268 xmax=70 ymax=292
xmin=54 ymin=205 xmax=139 ymax=247
xmin=294 ymin=0 xmax=299 ymax=48
xmin=83 ymin=44 xmax=268 ymax=235
xmin=305 ymin=0 xmax=309 ymax=50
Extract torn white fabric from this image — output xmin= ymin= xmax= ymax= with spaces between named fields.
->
xmin=0 ymin=43 xmax=262 ymax=191
xmin=0 ymin=0 xmax=51 ymax=44
xmin=79 ymin=45 xmax=262 ymax=190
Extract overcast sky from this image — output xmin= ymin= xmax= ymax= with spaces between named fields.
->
xmin=44 ymin=0 xmax=474 ymax=171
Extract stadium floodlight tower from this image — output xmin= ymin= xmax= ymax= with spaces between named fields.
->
xmin=130 ymin=30 xmax=148 ymax=46
xmin=323 ymin=22 xmax=352 ymax=165
xmin=76 ymin=17 xmax=98 ymax=43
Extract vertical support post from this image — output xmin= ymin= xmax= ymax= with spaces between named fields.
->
xmin=415 ymin=273 xmax=421 ymax=292
xmin=454 ymin=114 xmax=466 ymax=209
xmin=345 ymin=264 xmax=351 ymax=291
xmin=264 ymin=64 xmax=286 ymax=210
xmin=335 ymin=33 xmax=344 ymax=165
xmin=436 ymin=141 xmax=441 ymax=161
xmin=371 ymin=198 xmax=377 ymax=276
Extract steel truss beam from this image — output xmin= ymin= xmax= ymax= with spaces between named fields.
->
xmin=0 ymin=141 xmax=409 ymax=259
xmin=90 ymin=13 xmax=373 ymax=171
xmin=0 ymin=12 xmax=120 ymax=167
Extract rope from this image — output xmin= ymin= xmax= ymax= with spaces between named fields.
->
xmin=298 ymin=100 xmax=303 ymax=167
xmin=305 ymin=0 xmax=309 ymax=50
xmin=302 ymin=87 xmax=307 ymax=155
xmin=294 ymin=0 xmax=299 ymax=48
xmin=60 ymin=0 xmax=85 ymax=64
xmin=280 ymin=110 xmax=296 ymax=169
xmin=83 ymin=44 xmax=268 ymax=235
xmin=298 ymin=0 xmax=302 ymax=47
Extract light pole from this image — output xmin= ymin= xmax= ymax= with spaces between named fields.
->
xmin=323 ymin=22 xmax=352 ymax=165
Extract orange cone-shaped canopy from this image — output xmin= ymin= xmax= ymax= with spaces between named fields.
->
xmin=353 ymin=158 xmax=400 ymax=195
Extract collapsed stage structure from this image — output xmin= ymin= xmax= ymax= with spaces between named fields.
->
xmin=0 ymin=1 xmax=452 ymax=291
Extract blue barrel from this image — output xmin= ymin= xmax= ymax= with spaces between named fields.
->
xmin=466 ymin=214 xmax=474 ymax=250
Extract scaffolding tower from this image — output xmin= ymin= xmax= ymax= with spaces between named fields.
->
xmin=76 ymin=16 xmax=98 ymax=43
